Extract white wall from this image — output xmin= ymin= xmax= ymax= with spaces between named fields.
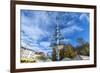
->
xmin=0 ymin=0 xmax=100 ymax=73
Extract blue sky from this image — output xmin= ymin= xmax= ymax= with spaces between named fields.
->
xmin=20 ymin=10 xmax=90 ymax=53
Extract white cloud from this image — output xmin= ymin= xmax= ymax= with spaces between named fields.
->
xmin=67 ymin=20 xmax=75 ymax=26
xmin=21 ymin=11 xmax=53 ymax=53
xmin=40 ymin=41 xmax=50 ymax=47
xmin=21 ymin=23 xmax=50 ymax=53
xmin=21 ymin=40 xmax=34 ymax=50
xmin=21 ymin=24 xmax=48 ymax=41
xmin=63 ymin=39 xmax=70 ymax=42
xmin=62 ymin=25 xmax=84 ymax=34
xmin=21 ymin=39 xmax=46 ymax=52
xmin=70 ymin=25 xmax=84 ymax=31
xmin=79 ymin=14 xmax=89 ymax=22
xmin=21 ymin=12 xmax=33 ymax=26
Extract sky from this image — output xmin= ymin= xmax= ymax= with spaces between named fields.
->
xmin=20 ymin=9 xmax=90 ymax=54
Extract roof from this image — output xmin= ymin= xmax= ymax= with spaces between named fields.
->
xmin=21 ymin=46 xmax=35 ymax=52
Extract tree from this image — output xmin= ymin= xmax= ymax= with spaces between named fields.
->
xmin=64 ymin=43 xmax=75 ymax=58
xmin=80 ymin=42 xmax=89 ymax=56
xmin=52 ymin=48 xmax=57 ymax=61
xmin=77 ymin=37 xmax=85 ymax=46
xmin=76 ymin=37 xmax=90 ymax=56
xmin=59 ymin=48 xmax=64 ymax=60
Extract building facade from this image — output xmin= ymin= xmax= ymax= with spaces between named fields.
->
xmin=20 ymin=47 xmax=46 ymax=63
